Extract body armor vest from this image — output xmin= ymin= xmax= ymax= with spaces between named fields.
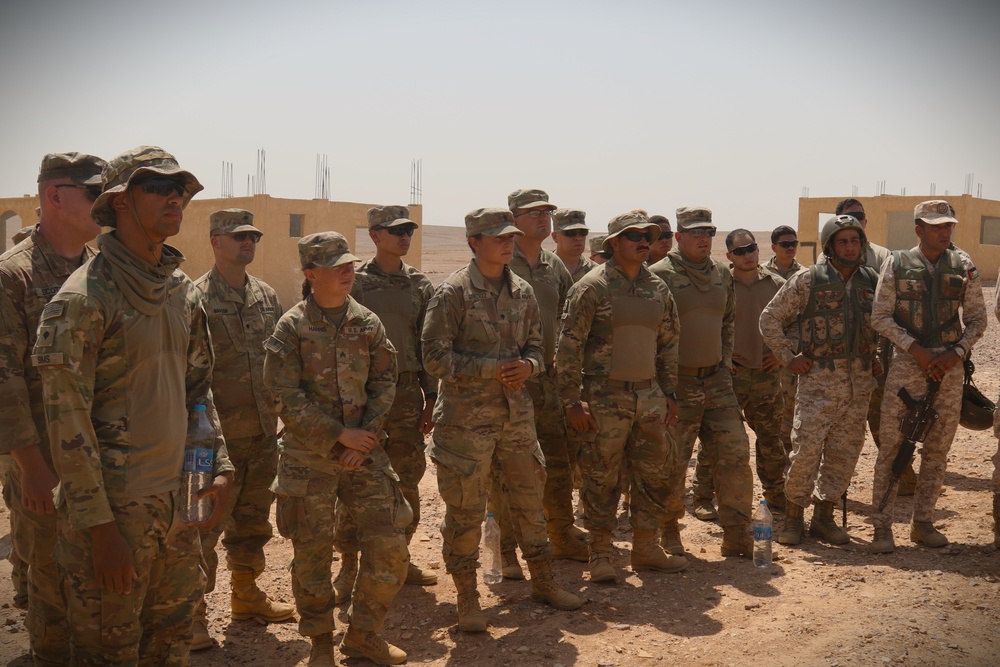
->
xmin=798 ymin=262 xmax=878 ymax=367
xmin=891 ymin=249 xmax=965 ymax=347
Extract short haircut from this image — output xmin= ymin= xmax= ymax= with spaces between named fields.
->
xmin=771 ymin=225 xmax=796 ymax=244
xmin=649 ymin=215 xmax=671 ymax=229
xmin=835 ymin=198 xmax=864 ymax=215
xmin=725 ymin=228 xmax=754 ymax=251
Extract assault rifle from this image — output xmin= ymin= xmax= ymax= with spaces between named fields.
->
xmin=877 ymin=379 xmax=940 ymax=512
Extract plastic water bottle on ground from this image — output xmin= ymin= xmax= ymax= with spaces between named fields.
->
xmin=482 ymin=512 xmax=502 ymax=584
xmin=181 ymin=404 xmax=215 ymax=523
xmin=752 ymin=499 xmax=773 ymax=568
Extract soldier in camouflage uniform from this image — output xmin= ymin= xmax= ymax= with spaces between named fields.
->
xmin=35 ymin=146 xmax=235 ymax=665
xmin=692 ymin=230 xmax=788 ymax=518
xmin=191 ymin=208 xmax=291 ymax=649
xmin=869 ymin=201 xmax=988 ymax=553
xmin=556 ymin=210 xmax=689 ymax=582
xmin=760 ymin=215 xmax=881 ymax=547
xmin=992 ymin=286 xmax=1000 ymax=549
xmin=645 ymin=215 xmax=673 ymax=265
xmin=422 ymin=208 xmax=583 ymax=633
xmin=589 ymin=234 xmax=608 ymax=265
xmin=551 ymin=208 xmax=596 ymax=283
xmin=332 ymin=205 xmax=438 ymax=603
xmin=650 ymin=207 xmax=754 ymax=558
xmin=0 ymin=152 xmax=105 ymax=665
xmin=264 ymin=232 xmax=409 ymax=666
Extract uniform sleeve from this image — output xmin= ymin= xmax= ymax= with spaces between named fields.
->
xmin=0 ymin=272 xmax=40 ymax=453
xmin=721 ymin=267 xmax=736 ymax=369
xmin=362 ymin=318 xmax=397 ymax=434
xmin=521 ymin=286 xmax=545 ymax=376
xmin=759 ymin=271 xmax=811 ymax=366
xmin=186 ymin=294 xmax=234 ymax=476
xmin=555 ymin=282 xmax=598 ymax=410
xmin=421 ymin=283 xmax=498 ymax=380
xmin=655 ymin=283 xmax=680 ymax=396
xmin=414 ymin=276 xmax=437 ymax=396
xmin=870 ymin=258 xmax=914 ymax=351
xmin=954 ymin=257 xmax=988 ymax=353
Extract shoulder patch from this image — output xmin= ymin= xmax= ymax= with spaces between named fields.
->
xmin=264 ymin=335 xmax=289 ymax=357
xmin=34 ymin=285 xmax=60 ymax=299
xmin=968 ymin=267 xmax=979 ymax=281
xmin=32 ymin=352 xmax=64 ymax=367
xmin=344 ymin=325 xmax=376 ymax=336
xmin=41 ymin=301 xmax=64 ymax=321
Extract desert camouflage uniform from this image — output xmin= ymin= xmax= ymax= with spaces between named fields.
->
xmin=760 ymin=263 xmax=879 ymax=509
xmin=569 ymin=255 xmax=597 ymax=283
xmin=35 ymin=232 xmax=233 ymax=666
xmin=764 ymin=256 xmax=803 ymax=455
xmin=763 ymin=256 xmax=803 ymax=281
xmin=870 ymin=248 xmax=987 ymax=527
xmin=422 ymin=260 xmax=551 ymax=574
xmin=334 ymin=258 xmax=435 ymax=552
xmin=994 ymin=287 xmax=1000 ymax=496
xmin=555 ymin=257 xmax=678 ymax=532
xmin=193 ymin=268 xmax=282 ymax=592
xmin=651 ymin=252 xmax=753 ymax=527
xmin=0 ymin=227 xmax=93 ymax=663
xmin=264 ymin=295 xmax=409 ymax=638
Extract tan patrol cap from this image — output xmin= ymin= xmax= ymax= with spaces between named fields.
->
xmin=675 ymin=206 xmax=714 ymax=230
xmin=589 ymin=234 xmax=607 ymax=255
xmin=465 ymin=208 xmax=523 ymax=238
xmin=602 ymin=210 xmax=660 ymax=253
xmin=11 ymin=226 xmax=34 ymax=245
xmin=508 ymin=188 xmax=556 ymax=211
xmin=368 ymin=205 xmax=416 ymax=230
xmin=210 ymin=209 xmax=262 ymax=237
xmin=553 ymin=208 xmax=588 ymax=232
xmin=37 ymin=152 xmax=106 ymax=185
xmin=91 ymin=146 xmax=202 ymax=228
xmin=298 ymin=231 xmax=360 ymax=269
xmin=914 ymin=200 xmax=957 ymax=225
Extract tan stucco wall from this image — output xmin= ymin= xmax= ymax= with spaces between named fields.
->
xmin=797 ymin=195 xmax=1000 ymax=281
xmin=0 ymin=194 xmax=423 ymax=309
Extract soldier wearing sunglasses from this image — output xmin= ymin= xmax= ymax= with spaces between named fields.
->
xmin=646 ymin=215 xmax=674 ymax=265
xmin=551 ymin=208 xmax=596 ymax=283
xmin=650 ymin=207 xmax=755 ymax=560
xmin=0 ymin=151 xmax=105 ymax=664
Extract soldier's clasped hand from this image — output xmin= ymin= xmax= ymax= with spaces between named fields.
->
xmin=338 ymin=428 xmax=378 ymax=453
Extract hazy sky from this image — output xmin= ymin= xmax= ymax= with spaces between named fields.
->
xmin=2 ymin=0 xmax=998 ymax=233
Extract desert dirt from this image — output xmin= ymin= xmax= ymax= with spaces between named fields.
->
xmin=1 ymin=225 xmax=998 ymax=666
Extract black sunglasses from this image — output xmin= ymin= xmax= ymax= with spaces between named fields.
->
xmin=561 ymin=229 xmax=589 ymax=238
xmin=845 ymin=211 xmax=866 ymax=222
xmin=730 ymin=242 xmax=758 ymax=256
xmin=681 ymin=228 xmax=717 ymax=237
xmin=385 ymin=226 xmax=415 ymax=237
xmin=621 ymin=230 xmax=653 ymax=243
xmin=776 ymin=240 xmax=799 ymax=249
xmin=230 ymin=231 xmax=261 ymax=243
xmin=133 ymin=177 xmax=186 ymax=198
xmin=55 ymin=183 xmax=101 ymax=202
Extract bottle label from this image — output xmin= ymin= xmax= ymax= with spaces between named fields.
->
xmin=184 ymin=447 xmax=214 ymax=473
xmin=753 ymin=526 xmax=772 ymax=541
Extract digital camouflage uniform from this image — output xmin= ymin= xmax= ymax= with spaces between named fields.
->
xmin=764 ymin=256 xmax=803 ymax=456
xmin=0 ymin=225 xmax=96 ymax=663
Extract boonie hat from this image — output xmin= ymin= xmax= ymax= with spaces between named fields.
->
xmin=465 ymin=208 xmax=524 ymax=238
xmin=589 ymin=234 xmax=608 ymax=255
xmin=368 ymin=205 xmax=416 ymax=230
xmin=914 ymin=200 xmax=958 ymax=225
xmin=602 ymin=210 xmax=660 ymax=253
xmin=298 ymin=231 xmax=360 ymax=269
xmin=553 ymin=208 xmax=588 ymax=232
xmin=675 ymin=206 xmax=714 ymax=230
xmin=37 ymin=152 xmax=106 ymax=185
xmin=508 ymin=188 xmax=556 ymax=211
xmin=210 ymin=209 xmax=262 ymax=237
xmin=91 ymin=146 xmax=203 ymax=227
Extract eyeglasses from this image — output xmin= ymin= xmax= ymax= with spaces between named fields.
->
xmin=621 ymin=230 xmax=653 ymax=243
xmin=515 ymin=210 xmax=552 ymax=219
xmin=776 ymin=240 xmax=799 ymax=249
xmin=730 ymin=242 xmax=758 ymax=256
xmin=55 ymin=183 xmax=101 ymax=202
xmin=132 ymin=177 xmax=186 ymax=198
xmin=681 ymin=228 xmax=717 ymax=238
xmin=385 ymin=226 xmax=415 ymax=237
xmin=230 ymin=231 xmax=261 ymax=243
xmin=561 ymin=229 xmax=589 ymax=238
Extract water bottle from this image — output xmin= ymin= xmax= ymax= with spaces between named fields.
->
xmin=752 ymin=499 xmax=773 ymax=568
xmin=482 ymin=513 xmax=502 ymax=584
xmin=181 ymin=404 xmax=215 ymax=523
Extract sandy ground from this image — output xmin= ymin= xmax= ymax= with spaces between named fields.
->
xmin=1 ymin=225 xmax=998 ymax=666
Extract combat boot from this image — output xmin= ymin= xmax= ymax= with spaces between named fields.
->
xmin=340 ymin=626 xmax=407 ymax=665
xmin=501 ymin=550 xmax=524 ymax=580
xmin=452 ymin=570 xmax=487 ymax=632
xmin=231 ymin=570 xmax=296 ymax=623
xmin=910 ymin=521 xmax=949 ymax=548
xmin=191 ymin=600 xmax=212 ymax=651
xmin=526 ymin=560 xmax=584 ymax=611
xmin=659 ymin=519 xmax=685 ymax=556
xmin=550 ymin=530 xmax=590 ymax=562
xmin=566 ymin=523 xmax=588 ymax=541
xmin=777 ymin=503 xmax=804 ymax=545
xmin=333 ymin=552 xmax=358 ymax=604
xmin=631 ymin=530 xmax=689 ymax=573
xmin=721 ymin=524 xmax=753 ymax=558
xmin=869 ymin=526 xmax=895 ymax=554
xmin=587 ymin=530 xmax=617 ymax=583
xmin=764 ymin=492 xmax=786 ymax=514
xmin=693 ymin=497 xmax=719 ymax=521
xmin=809 ymin=500 xmax=850 ymax=545
xmin=993 ymin=494 xmax=1000 ymax=549
xmin=308 ymin=632 xmax=335 ymax=667
xmin=405 ymin=562 xmax=438 ymax=586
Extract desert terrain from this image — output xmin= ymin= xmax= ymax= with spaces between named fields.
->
xmin=1 ymin=224 xmax=997 ymax=666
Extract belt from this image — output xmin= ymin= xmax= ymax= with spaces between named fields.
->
xmin=397 ymin=371 xmax=420 ymax=383
xmin=678 ymin=364 xmax=720 ymax=378
xmin=603 ymin=378 xmax=655 ymax=391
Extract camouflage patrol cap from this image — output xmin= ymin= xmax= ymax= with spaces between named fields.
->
xmin=649 ymin=214 xmax=672 ymax=231
xmin=914 ymin=200 xmax=958 ymax=225
xmin=368 ymin=205 xmax=416 ymax=230
xmin=602 ymin=209 xmax=660 ymax=253
xmin=508 ymin=188 xmax=556 ymax=211
xmin=37 ymin=152 xmax=106 ymax=185
xmin=90 ymin=146 xmax=203 ymax=228
xmin=210 ymin=209 xmax=262 ymax=237
xmin=11 ymin=226 xmax=34 ymax=245
xmin=589 ymin=234 xmax=608 ymax=255
xmin=553 ymin=208 xmax=588 ymax=232
xmin=465 ymin=208 xmax=524 ymax=238
xmin=675 ymin=206 xmax=714 ymax=230
xmin=298 ymin=231 xmax=360 ymax=269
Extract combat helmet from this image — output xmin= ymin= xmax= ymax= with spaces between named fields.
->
xmin=960 ymin=356 xmax=996 ymax=431
xmin=820 ymin=214 xmax=867 ymax=261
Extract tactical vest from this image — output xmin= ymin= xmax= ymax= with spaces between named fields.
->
xmin=891 ymin=249 xmax=966 ymax=347
xmin=798 ymin=262 xmax=878 ymax=367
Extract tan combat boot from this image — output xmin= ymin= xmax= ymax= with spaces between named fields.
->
xmin=501 ymin=550 xmax=524 ymax=580
xmin=869 ymin=525 xmax=895 ymax=554
xmin=231 ymin=571 xmax=296 ymax=623
xmin=993 ymin=494 xmax=1000 ymax=549
xmin=550 ymin=530 xmax=590 ymax=562
xmin=191 ymin=600 xmax=212 ymax=651
xmin=809 ymin=500 xmax=850 ymax=545
xmin=405 ymin=562 xmax=438 ymax=586
xmin=566 ymin=523 xmax=588 ymax=541
xmin=340 ymin=626 xmax=407 ymax=665
xmin=631 ymin=530 xmax=689 ymax=573
xmin=526 ymin=560 xmax=584 ymax=611
xmin=588 ymin=530 xmax=617 ymax=583
xmin=308 ymin=632 xmax=335 ymax=667
xmin=778 ymin=502 xmax=804 ymax=545
xmin=659 ymin=518 xmax=685 ymax=556
xmin=721 ymin=524 xmax=754 ymax=558
xmin=693 ymin=497 xmax=719 ymax=521
xmin=452 ymin=570 xmax=487 ymax=632
xmin=910 ymin=521 xmax=949 ymax=548
xmin=333 ymin=552 xmax=358 ymax=604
